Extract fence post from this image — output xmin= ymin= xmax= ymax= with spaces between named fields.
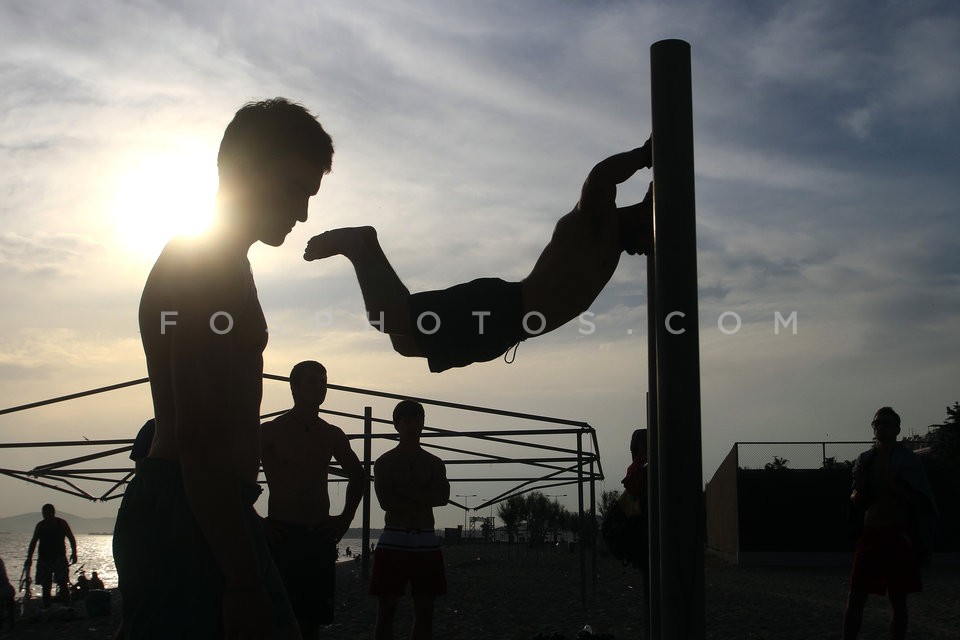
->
xmin=361 ymin=406 xmax=373 ymax=579
xmin=577 ymin=430 xmax=586 ymax=608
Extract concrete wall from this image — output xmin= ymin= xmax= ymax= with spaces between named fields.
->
xmin=705 ymin=445 xmax=739 ymax=559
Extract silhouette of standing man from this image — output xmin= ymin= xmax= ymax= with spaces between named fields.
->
xmin=261 ymin=360 xmax=365 ymax=640
xmin=842 ymin=406 xmax=938 ymax=640
xmin=370 ymin=400 xmax=449 ymax=640
xmin=25 ymin=504 xmax=77 ymax=608
xmin=113 ymin=98 xmax=334 ymax=639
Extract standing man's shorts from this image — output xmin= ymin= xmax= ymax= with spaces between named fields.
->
xmin=850 ymin=526 xmax=922 ymax=595
xmin=369 ymin=528 xmax=446 ymax=597
xmin=34 ymin=556 xmax=68 ymax=588
xmin=113 ymin=458 xmax=296 ymax=639
xmin=264 ymin=519 xmax=337 ymax=625
xmin=409 ymin=278 xmax=527 ymax=373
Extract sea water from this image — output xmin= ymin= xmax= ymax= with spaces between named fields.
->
xmin=0 ymin=533 xmax=365 ymax=598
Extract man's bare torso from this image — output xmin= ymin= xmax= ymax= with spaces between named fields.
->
xmin=376 ymin=446 xmax=447 ymax=531
xmin=139 ymin=237 xmax=267 ymax=485
xmin=863 ymin=449 xmax=911 ymax=527
xmin=261 ymin=412 xmax=347 ymax=526
xmin=523 ymin=205 xmax=621 ymax=333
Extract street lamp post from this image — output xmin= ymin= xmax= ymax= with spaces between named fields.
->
xmin=455 ymin=494 xmax=476 ymax=536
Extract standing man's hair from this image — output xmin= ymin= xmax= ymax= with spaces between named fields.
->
xmin=393 ymin=400 xmax=425 ymax=425
xmin=218 ymin=97 xmax=334 ymax=177
xmin=630 ymin=428 xmax=647 ymax=459
xmin=873 ymin=406 xmax=901 ymax=429
xmin=289 ymin=360 xmax=326 ymax=388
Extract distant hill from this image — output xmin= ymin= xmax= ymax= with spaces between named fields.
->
xmin=0 ymin=512 xmax=116 ymax=534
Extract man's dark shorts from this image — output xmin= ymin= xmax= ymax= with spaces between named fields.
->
xmin=264 ymin=519 xmax=337 ymax=626
xmin=850 ymin=525 xmax=923 ymax=595
xmin=34 ymin=556 xmax=68 ymax=588
xmin=113 ymin=458 xmax=295 ymax=639
xmin=409 ymin=278 xmax=527 ymax=373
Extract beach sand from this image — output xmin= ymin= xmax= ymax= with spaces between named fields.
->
xmin=3 ymin=543 xmax=957 ymax=639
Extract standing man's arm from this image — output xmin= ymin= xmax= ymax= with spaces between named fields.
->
xmin=25 ymin=524 xmax=39 ymax=567
xmin=173 ymin=317 xmax=260 ymax=587
xmin=63 ymin=519 xmax=78 ymax=564
xmin=425 ymin=456 xmax=450 ymax=508
xmin=166 ymin=280 xmax=273 ymax=637
xmin=330 ymin=432 xmax=365 ymax=542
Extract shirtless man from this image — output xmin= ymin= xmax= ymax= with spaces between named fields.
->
xmin=25 ymin=504 xmax=77 ymax=607
xmin=370 ymin=400 xmax=450 ymax=640
xmin=303 ymin=142 xmax=653 ymax=372
xmin=114 ymin=98 xmax=334 ymax=640
xmin=261 ymin=360 xmax=365 ymax=639
xmin=842 ymin=406 xmax=938 ymax=640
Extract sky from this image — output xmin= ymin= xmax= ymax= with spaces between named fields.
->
xmin=1 ymin=0 xmax=958 ymax=528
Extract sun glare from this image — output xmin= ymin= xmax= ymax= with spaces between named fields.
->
xmin=112 ymin=151 xmax=217 ymax=257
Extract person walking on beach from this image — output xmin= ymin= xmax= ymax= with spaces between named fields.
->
xmin=303 ymin=142 xmax=653 ymax=373
xmin=370 ymin=400 xmax=450 ymax=640
xmin=842 ymin=406 xmax=938 ymax=640
xmin=261 ymin=360 xmax=365 ymax=640
xmin=24 ymin=503 xmax=77 ymax=608
xmin=114 ymin=97 xmax=334 ymax=639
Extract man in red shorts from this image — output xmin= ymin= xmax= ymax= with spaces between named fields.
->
xmin=842 ymin=406 xmax=938 ymax=640
xmin=370 ymin=400 xmax=450 ymax=640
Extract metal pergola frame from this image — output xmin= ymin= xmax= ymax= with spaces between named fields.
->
xmin=1 ymin=374 xmax=605 ymax=605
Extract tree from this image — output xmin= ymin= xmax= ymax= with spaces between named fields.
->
xmin=598 ymin=489 xmax=621 ymax=520
xmin=764 ymin=456 xmax=790 ymax=470
xmin=928 ymin=401 xmax=960 ymax=464
xmin=525 ymin=492 xmax=551 ymax=546
xmin=497 ymin=494 xmax=528 ymax=543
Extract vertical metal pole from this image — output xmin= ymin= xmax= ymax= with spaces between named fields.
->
xmin=651 ymin=38 xmax=704 ymax=639
xmin=647 ymin=297 xmax=661 ymax=635
xmin=361 ymin=406 xmax=373 ymax=579
xmin=577 ymin=431 xmax=586 ymax=608
xmin=589 ymin=454 xmax=597 ymax=588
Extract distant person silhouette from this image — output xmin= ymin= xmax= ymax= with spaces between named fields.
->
xmin=89 ymin=571 xmax=105 ymax=591
xmin=842 ymin=406 xmax=938 ymax=640
xmin=74 ymin=569 xmax=90 ymax=596
xmin=370 ymin=400 xmax=450 ymax=640
xmin=113 ymin=97 xmax=333 ymax=640
xmin=261 ymin=360 xmax=365 ymax=640
xmin=304 ymin=142 xmax=653 ymax=372
xmin=24 ymin=504 xmax=77 ymax=608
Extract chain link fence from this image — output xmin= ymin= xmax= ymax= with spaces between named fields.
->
xmin=736 ymin=441 xmax=878 ymax=470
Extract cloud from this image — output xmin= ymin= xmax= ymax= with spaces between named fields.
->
xmin=0 ymin=232 xmax=101 ymax=276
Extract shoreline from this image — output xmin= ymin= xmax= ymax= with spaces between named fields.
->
xmin=3 ymin=542 xmax=957 ymax=639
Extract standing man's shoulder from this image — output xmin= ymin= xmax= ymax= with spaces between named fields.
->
xmin=260 ymin=412 xmax=295 ymax=449
xmin=262 ymin=411 xmax=294 ymax=431
xmin=375 ymin=446 xmax=400 ymax=466
xmin=422 ymin=448 xmax=446 ymax=467
xmin=321 ymin=419 xmax=351 ymax=442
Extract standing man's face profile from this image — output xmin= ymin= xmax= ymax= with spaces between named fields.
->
xmin=242 ymin=154 xmax=326 ymax=247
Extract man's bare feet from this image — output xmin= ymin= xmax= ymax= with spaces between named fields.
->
xmin=620 ymin=182 xmax=653 ymax=256
xmin=303 ymin=226 xmax=378 ymax=261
